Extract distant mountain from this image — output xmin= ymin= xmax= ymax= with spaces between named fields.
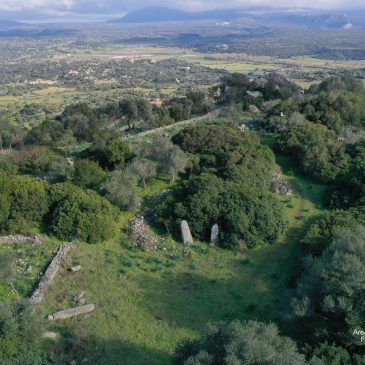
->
xmin=277 ymin=13 xmax=350 ymax=28
xmin=109 ymin=6 xmax=241 ymax=23
xmin=109 ymin=6 xmax=365 ymax=29
xmin=0 ymin=19 xmax=22 ymax=26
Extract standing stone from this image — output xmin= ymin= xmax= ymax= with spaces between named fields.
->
xmin=210 ymin=224 xmax=219 ymax=246
xmin=180 ymin=220 xmax=193 ymax=245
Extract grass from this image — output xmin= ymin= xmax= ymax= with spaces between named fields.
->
xmin=42 ymin=236 xmax=298 ymax=364
xmin=0 ymin=238 xmax=62 ymax=300
xmin=36 ymin=149 xmax=327 ymax=364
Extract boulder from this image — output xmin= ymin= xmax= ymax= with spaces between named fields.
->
xmin=74 ymin=291 xmax=86 ymax=305
xmin=48 ymin=304 xmax=95 ymax=321
xmin=181 ymin=220 xmax=193 ymax=245
xmin=210 ymin=224 xmax=219 ymax=246
xmin=249 ymin=105 xmax=260 ymax=114
xmin=43 ymin=331 xmax=58 ymax=340
xmin=70 ymin=265 xmax=82 ymax=272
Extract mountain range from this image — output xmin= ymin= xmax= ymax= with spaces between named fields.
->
xmin=0 ymin=19 xmax=22 ymax=26
xmin=109 ymin=6 xmax=364 ymax=29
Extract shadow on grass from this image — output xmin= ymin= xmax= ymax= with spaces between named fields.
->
xmin=52 ymin=332 xmax=171 ymax=365
xmin=131 ymin=268 xmax=286 ymax=334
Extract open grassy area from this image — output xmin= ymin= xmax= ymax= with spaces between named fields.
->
xmin=34 ymin=147 xmax=327 ymax=364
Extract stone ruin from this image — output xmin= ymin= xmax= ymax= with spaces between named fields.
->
xmin=0 ymin=234 xmax=46 ymax=245
xmin=48 ymin=304 xmax=95 ymax=321
xmin=181 ymin=220 xmax=193 ymax=245
xmin=30 ymin=241 xmax=75 ymax=304
xmin=130 ymin=210 xmax=157 ymax=250
xmin=272 ymin=165 xmax=293 ymax=196
xmin=210 ymin=224 xmax=219 ymax=246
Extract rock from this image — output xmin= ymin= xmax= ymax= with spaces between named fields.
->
xmin=47 ymin=315 xmax=54 ymax=321
xmin=30 ymin=241 xmax=75 ymax=304
xmin=210 ymin=224 xmax=219 ymax=246
xmin=70 ymin=265 xmax=82 ymax=272
xmin=246 ymin=90 xmax=263 ymax=98
xmin=181 ymin=220 xmax=193 ymax=245
xmin=74 ymin=291 xmax=86 ymax=305
xmin=249 ymin=105 xmax=260 ymax=114
xmin=71 ymin=361 xmax=77 ymax=365
xmin=272 ymin=165 xmax=293 ymax=196
xmin=43 ymin=331 xmax=58 ymax=340
xmin=48 ymin=304 xmax=95 ymax=321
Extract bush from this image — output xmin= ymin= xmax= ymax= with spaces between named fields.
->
xmin=0 ymin=301 xmax=44 ymax=359
xmin=173 ymin=320 xmax=306 ymax=365
xmin=48 ymin=184 xmax=118 ymax=243
xmin=0 ymin=172 xmax=48 ymax=234
xmin=73 ymin=159 xmax=106 ymax=189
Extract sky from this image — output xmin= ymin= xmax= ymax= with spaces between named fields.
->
xmin=1 ymin=0 xmax=365 ymax=22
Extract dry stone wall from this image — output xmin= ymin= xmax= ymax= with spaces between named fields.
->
xmin=30 ymin=241 xmax=75 ymax=304
xmin=0 ymin=234 xmax=46 ymax=245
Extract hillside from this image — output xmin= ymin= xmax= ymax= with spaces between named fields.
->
xmin=0 ymin=19 xmax=22 ymax=26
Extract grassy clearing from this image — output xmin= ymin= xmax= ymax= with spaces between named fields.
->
xmin=37 ymin=149 xmax=327 ymax=364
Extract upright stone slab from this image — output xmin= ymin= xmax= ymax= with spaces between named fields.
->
xmin=181 ymin=220 xmax=193 ymax=245
xmin=210 ymin=224 xmax=219 ymax=246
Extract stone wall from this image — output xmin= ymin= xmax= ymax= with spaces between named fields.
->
xmin=30 ymin=241 xmax=75 ymax=304
xmin=0 ymin=234 xmax=46 ymax=245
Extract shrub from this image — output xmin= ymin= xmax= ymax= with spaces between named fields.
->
xmin=48 ymin=183 xmax=118 ymax=243
xmin=73 ymin=159 xmax=106 ymax=189
xmin=173 ymin=320 xmax=306 ymax=365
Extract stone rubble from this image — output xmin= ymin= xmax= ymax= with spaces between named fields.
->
xmin=130 ymin=210 xmax=157 ymax=250
xmin=0 ymin=234 xmax=46 ymax=245
xmin=30 ymin=241 xmax=75 ymax=304
xmin=272 ymin=165 xmax=293 ymax=196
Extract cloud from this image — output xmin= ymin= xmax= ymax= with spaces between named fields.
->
xmin=0 ymin=0 xmax=75 ymax=12
xmin=1 ymin=0 xmax=365 ymax=20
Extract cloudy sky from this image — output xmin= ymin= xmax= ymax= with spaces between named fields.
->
xmin=1 ymin=0 xmax=365 ymax=22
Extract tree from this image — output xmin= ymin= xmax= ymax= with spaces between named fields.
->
xmin=155 ymin=174 xmax=285 ymax=248
xmin=83 ymin=137 xmax=133 ymax=170
xmin=135 ymin=135 xmax=188 ymax=182
xmin=174 ymin=320 xmax=307 ymax=365
xmin=73 ymin=159 xmax=106 ymax=189
xmin=103 ymin=170 xmax=140 ymax=210
xmin=120 ymin=99 xmax=139 ymax=129
xmin=292 ymin=226 xmax=365 ymax=345
xmin=126 ymin=158 xmax=157 ymax=189
xmin=309 ymin=343 xmax=351 ymax=365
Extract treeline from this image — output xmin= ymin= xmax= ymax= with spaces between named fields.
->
xmin=261 ymin=76 xmax=365 ymax=209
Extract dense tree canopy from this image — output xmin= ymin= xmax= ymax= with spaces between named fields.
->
xmin=292 ymin=226 xmax=365 ymax=346
xmin=173 ymin=125 xmax=275 ymax=188
xmin=156 ymin=174 xmax=284 ymax=248
xmin=174 ymin=320 xmax=307 ymax=365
